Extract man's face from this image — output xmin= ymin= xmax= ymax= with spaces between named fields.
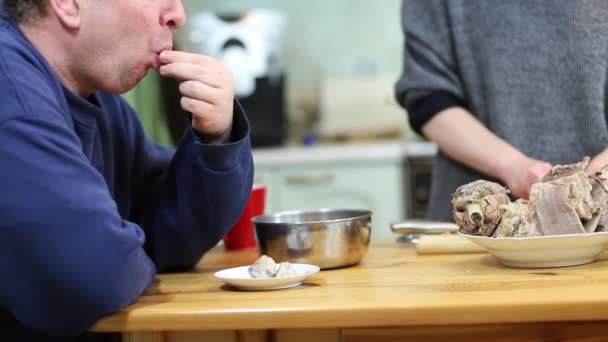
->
xmin=73 ymin=0 xmax=185 ymax=94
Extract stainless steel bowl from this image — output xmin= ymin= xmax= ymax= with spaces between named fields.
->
xmin=252 ymin=208 xmax=372 ymax=269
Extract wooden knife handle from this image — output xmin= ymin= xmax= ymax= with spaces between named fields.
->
xmin=416 ymin=235 xmax=486 ymax=254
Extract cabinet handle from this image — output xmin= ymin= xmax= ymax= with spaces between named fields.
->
xmin=285 ymin=174 xmax=334 ymax=186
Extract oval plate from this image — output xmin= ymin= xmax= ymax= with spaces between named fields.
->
xmin=458 ymin=231 xmax=608 ymax=268
xmin=214 ymin=263 xmax=320 ymax=291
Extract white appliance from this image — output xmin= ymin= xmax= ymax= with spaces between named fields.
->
xmin=178 ymin=9 xmax=288 ymax=146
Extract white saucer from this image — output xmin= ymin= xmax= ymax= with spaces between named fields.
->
xmin=459 ymin=231 xmax=608 ymax=268
xmin=214 ymin=263 xmax=320 ymax=291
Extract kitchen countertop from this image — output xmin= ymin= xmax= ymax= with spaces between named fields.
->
xmin=252 ymin=139 xmax=437 ymax=166
xmin=91 ymin=237 xmax=608 ymax=337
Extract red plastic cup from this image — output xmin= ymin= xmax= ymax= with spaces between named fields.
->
xmin=223 ymin=184 xmax=266 ymax=250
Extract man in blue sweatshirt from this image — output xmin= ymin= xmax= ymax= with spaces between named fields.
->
xmin=0 ymin=0 xmax=254 ymax=341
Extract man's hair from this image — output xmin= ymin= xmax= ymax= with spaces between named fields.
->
xmin=3 ymin=0 xmax=46 ymax=22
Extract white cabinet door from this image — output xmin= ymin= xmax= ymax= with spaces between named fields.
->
xmin=273 ymin=162 xmax=404 ymax=238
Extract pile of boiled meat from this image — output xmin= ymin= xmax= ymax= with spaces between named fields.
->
xmin=248 ymin=255 xmax=297 ymax=278
xmin=453 ymin=157 xmax=608 ymax=237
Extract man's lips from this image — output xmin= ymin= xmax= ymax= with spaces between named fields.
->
xmin=152 ymin=45 xmax=173 ymax=71
xmin=152 ymin=55 xmax=162 ymax=71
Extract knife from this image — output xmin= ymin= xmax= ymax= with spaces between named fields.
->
xmin=390 ymin=220 xmax=459 ymax=235
xmin=391 ymin=220 xmax=485 ymax=254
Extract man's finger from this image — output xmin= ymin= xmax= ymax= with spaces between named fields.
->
xmin=159 ymin=50 xmax=217 ymax=65
xmin=159 ymin=63 xmax=222 ymax=88
xmin=180 ymin=96 xmax=214 ymax=117
xmin=179 ymin=80 xmax=220 ymax=104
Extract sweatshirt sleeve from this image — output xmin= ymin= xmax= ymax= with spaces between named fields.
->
xmin=127 ymin=99 xmax=254 ymax=272
xmin=0 ymin=112 xmax=156 ymax=336
xmin=394 ymin=0 xmax=467 ymax=135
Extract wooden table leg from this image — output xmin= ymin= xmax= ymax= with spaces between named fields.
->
xmin=236 ymin=330 xmax=270 ymax=342
xmin=122 ymin=332 xmax=165 ymax=342
xmin=122 ymin=330 xmax=270 ymax=342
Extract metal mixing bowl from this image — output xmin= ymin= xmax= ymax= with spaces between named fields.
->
xmin=252 ymin=208 xmax=372 ymax=269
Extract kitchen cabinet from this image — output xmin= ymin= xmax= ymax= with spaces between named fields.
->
xmin=255 ymin=163 xmax=403 ymax=239
xmin=253 ymin=141 xmax=408 ymax=238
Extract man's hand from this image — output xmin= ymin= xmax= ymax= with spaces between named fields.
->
xmin=159 ymin=51 xmax=234 ymax=143
xmin=503 ymin=157 xmax=552 ymax=199
xmin=587 ymin=148 xmax=608 ymax=173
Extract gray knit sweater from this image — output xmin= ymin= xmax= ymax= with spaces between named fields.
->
xmin=395 ymin=0 xmax=608 ymax=221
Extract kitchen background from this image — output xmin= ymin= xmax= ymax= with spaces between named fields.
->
xmin=122 ymin=0 xmax=436 ymax=237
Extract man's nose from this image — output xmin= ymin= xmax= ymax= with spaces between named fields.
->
xmin=161 ymin=0 xmax=186 ymax=29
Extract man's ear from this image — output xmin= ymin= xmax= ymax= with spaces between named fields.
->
xmin=48 ymin=0 xmax=81 ymax=29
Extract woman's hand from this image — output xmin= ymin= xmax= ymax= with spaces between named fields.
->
xmin=587 ymin=148 xmax=608 ymax=173
xmin=503 ymin=157 xmax=552 ymax=199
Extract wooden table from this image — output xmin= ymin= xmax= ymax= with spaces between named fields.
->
xmin=91 ymin=238 xmax=608 ymax=342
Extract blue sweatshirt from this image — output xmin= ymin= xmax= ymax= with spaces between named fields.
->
xmin=0 ymin=9 xmax=254 ymax=342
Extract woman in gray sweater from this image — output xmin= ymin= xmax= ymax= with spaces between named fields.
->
xmin=395 ymin=0 xmax=608 ymax=221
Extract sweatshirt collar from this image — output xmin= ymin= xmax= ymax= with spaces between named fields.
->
xmin=63 ymin=85 xmax=104 ymax=127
